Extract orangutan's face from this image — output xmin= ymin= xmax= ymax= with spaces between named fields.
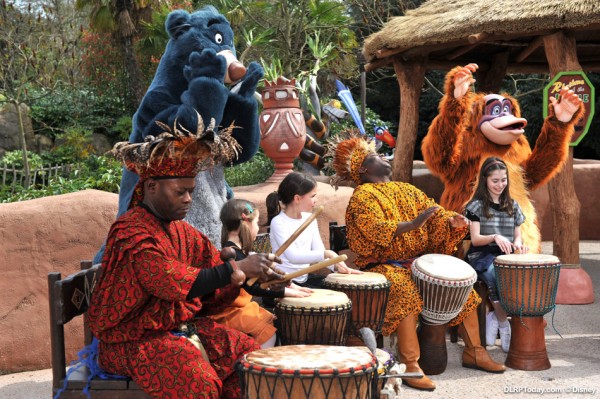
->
xmin=479 ymin=94 xmax=528 ymax=145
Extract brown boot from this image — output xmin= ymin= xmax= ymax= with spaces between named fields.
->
xmin=458 ymin=311 xmax=506 ymax=373
xmin=397 ymin=313 xmax=436 ymax=391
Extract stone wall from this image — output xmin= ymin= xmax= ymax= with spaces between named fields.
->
xmin=0 ymin=190 xmax=117 ymax=374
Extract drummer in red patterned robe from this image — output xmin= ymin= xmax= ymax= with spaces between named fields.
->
xmin=87 ymin=116 xmax=285 ymax=399
xmin=329 ymin=135 xmax=505 ymax=391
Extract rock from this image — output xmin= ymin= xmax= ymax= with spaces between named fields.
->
xmin=0 ymin=190 xmax=117 ymax=373
xmin=0 ymin=103 xmax=35 ymax=153
xmin=90 ymin=133 xmax=113 ymax=156
xmin=32 ymin=134 xmax=54 ymax=153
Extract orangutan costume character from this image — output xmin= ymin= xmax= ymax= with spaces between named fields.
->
xmin=422 ymin=63 xmax=584 ymax=253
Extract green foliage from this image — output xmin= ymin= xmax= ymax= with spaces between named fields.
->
xmin=1 ymin=150 xmax=45 ymax=170
xmin=225 ymin=151 xmax=274 ymax=187
xmin=50 ymin=128 xmax=95 ymax=163
xmin=0 ymin=154 xmax=122 ymax=203
xmin=114 ymin=116 xmax=134 ymax=141
xmin=29 ymin=86 xmax=128 ymax=139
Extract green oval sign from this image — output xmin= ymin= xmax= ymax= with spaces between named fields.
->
xmin=544 ymin=71 xmax=595 ymax=147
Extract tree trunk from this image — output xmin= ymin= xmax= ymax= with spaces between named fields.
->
xmin=477 ymin=52 xmax=509 ymax=93
xmin=120 ymin=35 xmax=145 ymax=109
xmin=392 ymin=56 xmax=426 ymax=183
xmin=543 ymin=31 xmax=580 ymax=264
xmin=13 ymin=101 xmax=30 ymax=189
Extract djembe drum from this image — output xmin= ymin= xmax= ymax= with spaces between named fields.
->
xmin=411 ymin=254 xmax=477 ymax=374
xmin=275 ymin=288 xmax=351 ymax=345
xmin=494 ymin=253 xmax=561 ymax=370
xmin=322 ymin=272 xmax=391 ymax=344
xmin=239 ymin=345 xmax=377 ymax=399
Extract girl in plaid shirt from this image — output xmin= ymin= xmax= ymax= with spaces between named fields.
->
xmin=465 ymin=157 xmax=529 ymax=352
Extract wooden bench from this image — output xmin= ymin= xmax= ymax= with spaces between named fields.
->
xmin=48 ymin=261 xmax=151 ymax=398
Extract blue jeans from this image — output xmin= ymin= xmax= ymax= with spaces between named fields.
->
xmin=478 ymin=263 xmax=499 ymax=302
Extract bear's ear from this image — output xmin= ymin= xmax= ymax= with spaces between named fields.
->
xmin=166 ymin=10 xmax=191 ymax=39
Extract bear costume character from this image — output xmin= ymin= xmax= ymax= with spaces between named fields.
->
xmin=422 ymin=63 xmax=583 ymax=253
xmin=94 ymin=6 xmax=263 ymax=263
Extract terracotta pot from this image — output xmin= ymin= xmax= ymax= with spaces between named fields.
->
xmin=555 ymin=264 xmax=595 ymax=304
xmin=259 ymin=77 xmax=306 ymax=182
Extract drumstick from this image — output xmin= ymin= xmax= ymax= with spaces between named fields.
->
xmin=259 ymin=254 xmax=347 ymax=288
xmin=246 ymin=205 xmax=324 ymax=286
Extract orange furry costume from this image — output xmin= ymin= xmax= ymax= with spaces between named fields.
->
xmin=422 ymin=64 xmax=583 ymax=253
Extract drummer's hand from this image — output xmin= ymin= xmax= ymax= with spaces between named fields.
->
xmin=493 ymin=234 xmax=513 ymax=254
xmin=237 ymin=253 xmax=286 ymax=282
xmin=289 ymin=282 xmax=313 ymax=294
xmin=513 ymin=241 xmax=529 ymax=254
xmin=335 ymin=262 xmax=363 ymax=274
xmin=284 ymin=286 xmax=312 ymax=298
xmin=449 ymin=214 xmax=470 ymax=229
xmin=412 ymin=206 xmax=439 ymax=229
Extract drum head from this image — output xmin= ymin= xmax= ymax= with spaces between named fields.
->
xmin=413 ymin=254 xmax=476 ymax=281
xmin=324 ymin=272 xmax=388 ymax=286
xmin=277 ymin=288 xmax=350 ymax=307
xmin=494 ymin=253 xmax=560 ymax=266
xmin=244 ymin=345 xmax=375 ymax=371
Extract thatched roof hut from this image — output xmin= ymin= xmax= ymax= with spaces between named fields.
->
xmin=363 ymin=0 xmax=600 ymax=73
xmin=361 ymin=0 xmax=599 ymax=264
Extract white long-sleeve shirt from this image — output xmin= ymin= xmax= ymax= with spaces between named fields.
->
xmin=269 ymin=211 xmax=325 ymax=283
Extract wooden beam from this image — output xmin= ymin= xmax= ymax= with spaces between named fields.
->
xmin=445 ymin=44 xmax=480 ymax=61
xmin=515 ymin=35 xmax=545 ymax=63
xmin=364 ymin=57 xmax=393 ymax=72
xmin=375 ymin=46 xmax=412 ymax=60
xmin=506 ymin=63 xmax=549 ymax=73
xmin=468 ymin=32 xmax=489 ymax=44
xmin=425 ymin=59 xmax=490 ymax=72
xmin=392 ymin=57 xmax=426 ymax=183
xmin=543 ymin=31 xmax=581 ymax=264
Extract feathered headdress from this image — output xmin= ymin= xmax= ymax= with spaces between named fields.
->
xmin=112 ymin=112 xmax=241 ymax=208
xmin=325 ymin=129 xmax=376 ymax=188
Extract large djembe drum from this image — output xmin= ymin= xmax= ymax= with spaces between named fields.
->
xmin=239 ymin=345 xmax=377 ymax=399
xmin=411 ymin=254 xmax=477 ymax=374
xmin=494 ymin=253 xmax=561 ymax=370
xmin=275 ymin=289 xmax=351 ymax=345
xmin=322 ymin=272 xmax=391 ymax=343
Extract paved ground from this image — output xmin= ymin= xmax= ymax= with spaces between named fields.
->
xmin=1 ymin=241 xmax=599 ymax=399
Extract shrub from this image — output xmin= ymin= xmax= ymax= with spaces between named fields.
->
xmin=225 ymin=151 xmax=274 ymax=187
xmin=0 ymin=154 xmax=122 ymax=203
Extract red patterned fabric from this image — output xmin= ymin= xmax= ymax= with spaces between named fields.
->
xmin=88 ymin=206 xmax=259 ymax=398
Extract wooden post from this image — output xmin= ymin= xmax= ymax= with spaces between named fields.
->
xmin=392 ymin=56 xmax=426 ymax=182
xmin=543 ymin=31 xmax=580 ymax=264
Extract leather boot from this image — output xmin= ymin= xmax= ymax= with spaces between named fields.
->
xmin=458 ymin=311 xmax=506 ymax=373
xmin=397 ymin=313 xmax=436 ymax=391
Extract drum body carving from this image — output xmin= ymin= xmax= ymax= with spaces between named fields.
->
xmin=239 ymin=345 xmax=376 ymax=399
xmin=275 ymin=289 xmax=351 ymax=345
xmin=411 ymin=254 xmax=477 ymax=375
xmin=323 ymin=272 xmax=391 ymax=340
xmin=495 ymin=254 xmax=561 ymax=371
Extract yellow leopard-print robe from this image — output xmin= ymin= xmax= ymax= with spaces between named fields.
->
xmin=345 ymin=182 xmax=480 ymax=335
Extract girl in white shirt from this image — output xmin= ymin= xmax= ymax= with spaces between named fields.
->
xmin=266 ymin=172 xmax=361 ymax=287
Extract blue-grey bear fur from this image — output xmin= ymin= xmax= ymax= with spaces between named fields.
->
xmin=94 ymin=6 xmax=263 ymax=263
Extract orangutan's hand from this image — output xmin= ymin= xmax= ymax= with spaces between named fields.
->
xmin=453 ymin=63 xmax=478 ymax=99
xmin=550 ymin=87 xmax=583 ymax=123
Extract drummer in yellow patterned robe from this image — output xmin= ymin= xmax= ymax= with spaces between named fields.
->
xmin=330 ymin=135 xmax=505 ymax=392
